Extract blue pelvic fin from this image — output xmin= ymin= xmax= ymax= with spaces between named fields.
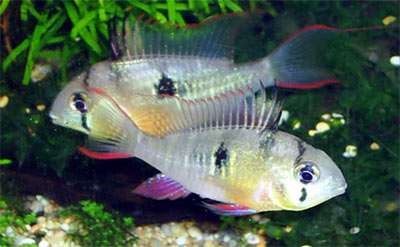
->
xmin=202 ymin=202 xmax=258 ymax=216
xmin=132 ymin=173 xmax=191 ymax=200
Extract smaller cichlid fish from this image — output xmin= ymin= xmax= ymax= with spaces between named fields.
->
xmin=50 ymin=13 xmax=384 ymax=137
xmin=50 ymin=82 xmax=347 ymax=215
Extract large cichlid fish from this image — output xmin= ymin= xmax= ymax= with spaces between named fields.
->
xmin=51 ymin=81 xmax=347 ymax=215
xmin=50 ymin=13 xmax=378 ymax=137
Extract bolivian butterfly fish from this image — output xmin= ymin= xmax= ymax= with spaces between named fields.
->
xmin=50 ymin=13 xmax=380 ymax=137
xmin=58 ymin=84 xmax=346 ymax=216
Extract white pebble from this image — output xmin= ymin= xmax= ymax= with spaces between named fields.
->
xmin=251 ymin=214 xmax=261 ymax=222
xmin=229 ymin=240 xmax=238 ymax=247
xmin=343 ymin=145 xmax=357 ymax=158
xmin=39 ymin=240 xmax=50 ymax=247
xmin=390 ymin=56 xmax=400 ymax=66
xmin=279 ymin=110 xmax=289 ymax=125
xmin=161 ymin=224 xmax=172 ymax=236
xmin=5 ymin=226 xmax=14 ymax=237
xmin=36 ymin=195 xmax=50 ymax=206
xmin=29 ymin=200 xmax=44 ymax=213
xmin=176 ymin=236 xmax=187 ymax=246
xmin=223 ymin=235 xmax=231 ymax=243
xmin=315 ymin=121 xmax=330 ymax=133
xmin=350 ymin=226 xmax=360 ymax=234
xmin=18 ymin=238 xmax=36 ymax=246
xmin=332 ymin=112 xmax=344 ymax=119
xmin=60 ymin=223 xmax=70 ymax=232
xmin=24 ymin=224 xmax=31 ymax=231
xmin=188 ymin=226 xmax=202 ymax=240
xmin=171 ymin=223 xmax=185 ymax=235
xmin=244 ymin=232 xmax=260 ymax=245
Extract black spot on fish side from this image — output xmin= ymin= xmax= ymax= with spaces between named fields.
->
xmin=214 ymin=142 xmax=229 ymax=171
xmin=299 ymin=188 xmax=307 ymax=202
xmin=155 ymin=73 xmax=177 ymax=96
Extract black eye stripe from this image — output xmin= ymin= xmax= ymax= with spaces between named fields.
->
xmin=81 ymin=114 xmax=90 ymax=131
xmin=299 ymin=188 xmax=307 ymax=202
xmin=73 ymin=93 xmax=84 ymax=101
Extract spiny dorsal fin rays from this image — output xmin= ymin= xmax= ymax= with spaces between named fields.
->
xmin=146 ymin=84 xmax=281 ymax=135
xmin=111 ymin=12 xmax=249 ymax=61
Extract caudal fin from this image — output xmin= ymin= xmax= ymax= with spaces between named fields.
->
xmin=268 ymin=25 xmax=386 ymax=89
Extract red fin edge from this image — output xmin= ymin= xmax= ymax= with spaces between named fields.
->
xmin=78 ymin=147 xmax=133 ymax=160
xmin=276 ymin=79 xmax=341 ymax=89
xmin=202 ymin=202 xmax=258 ymax=216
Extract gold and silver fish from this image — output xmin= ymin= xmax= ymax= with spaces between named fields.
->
xmin=50 ymin=13 xmax=367 ymax=137
xmin=56 ymin=83 xmax=347 ymax=215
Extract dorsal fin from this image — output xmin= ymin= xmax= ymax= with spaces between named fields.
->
xmin=110 ymin=13 xmax=249 ymax=61
xmin=124 ymin=82 xmax=283 ymax=136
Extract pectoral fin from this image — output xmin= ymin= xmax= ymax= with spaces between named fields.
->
xmin=132 ymin=173 xmax=191 ymax=200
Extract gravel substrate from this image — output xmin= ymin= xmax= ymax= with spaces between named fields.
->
xmin=2 ymin=195 xmax=267 ymax=247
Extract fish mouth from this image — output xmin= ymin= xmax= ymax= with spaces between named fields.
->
xmin=49 ymin=112 xmax=65 ymax=126
xmin=334 ymin=183 xmax=347 ymax=196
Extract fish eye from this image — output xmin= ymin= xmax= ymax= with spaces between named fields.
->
xmin=69 ymin=92 xmax=90 ymax=113
xmin=294 ymin=161 xmax=320 ymax=184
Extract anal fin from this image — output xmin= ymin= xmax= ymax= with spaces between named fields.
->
xmin=132 ymin=173 xmax=191 ymax=200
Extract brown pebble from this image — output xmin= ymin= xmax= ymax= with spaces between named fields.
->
xmin=256 ymin=242 xmax=266 ymax=247
xmin=29 ymin=224 xmax=41 ymax=234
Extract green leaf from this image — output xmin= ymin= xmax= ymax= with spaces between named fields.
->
xmin=70 ymin=10 xmax=98 ymax=39
xmin=188 ymin=0 xmax=195 ymax=10
xmin=22 ymin=22 xmax=44 ymax=85
xmin=45 ymin=36 xmax=66 ymax=44
xmin=98 ymin=0 xmax=107 ymax=21
xmin=64 ymin=1 xmax=79 ymax=24
xmin=154 ymin=3 xmax=189 ymax=10
xmin=38 ymin=50 xmax=62 ymax=58
xmin=65 ymin=2 xmax=102 ymax=54
xmin=0 ymin=159 xmax=12 ymax=165
xmin=167 ymin=0 xmax=176 ymax=24
xmin=20 ymin=0 xmax=31 ymax=21
xmin=127 ymin=0 xmax=167 ymax=23
xmin=200 ymin=0 xmax=210 ymax=14
xmin=224 ymin=0 xmax=242 ymax=12
xmin=217 ymin=0 xmax=227 ymax=14
xmin=2 ymin=39 xmax=30 ymax=72
xmin=0 ymin=0 xmax=10 ymax=15
xmin=175 ymin=11 xmax=185 ymax=25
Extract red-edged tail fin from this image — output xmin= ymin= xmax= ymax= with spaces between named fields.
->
xmin=268 ymin=25 xmax=388 ymax=89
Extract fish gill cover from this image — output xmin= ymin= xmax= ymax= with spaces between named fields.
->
xmin=0 ymin=1 xmax=399 ymax=246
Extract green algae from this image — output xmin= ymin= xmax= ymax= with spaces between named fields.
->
xmin=60 ymin=200 xmax=137 ymax=246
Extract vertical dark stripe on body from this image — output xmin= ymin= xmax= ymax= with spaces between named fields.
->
xmin=155 ymin=73 xmax=177 ymax=96
xmin=295 ymin=139 xmax=306 ymax=163
xmin=83 ymin=69 xmax=90 ymax=86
